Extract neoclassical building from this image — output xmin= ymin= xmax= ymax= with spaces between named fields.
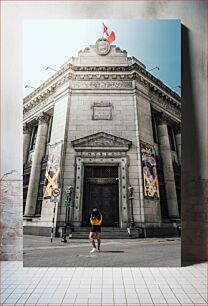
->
xmin=23 ymin=39 xmax=181 ymax=237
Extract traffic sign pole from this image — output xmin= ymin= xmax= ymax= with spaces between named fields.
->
xmin=50 ymin=201 xmax=57 ymax=243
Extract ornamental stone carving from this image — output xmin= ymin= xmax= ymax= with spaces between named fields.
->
xmin=155 ymin=112 xmax=168 ymax=125
xmin=23 ymin=123 xmax=32 ymax=134
xmin=95 ymin=38 xmax=110 ymax=56
xmin=70 ymin=80 xmax=132 ymax=90
xmin=37 ymin=113 xmax=50 ymax=124
xmin=72 ymin=132 xmax=132 ymax=152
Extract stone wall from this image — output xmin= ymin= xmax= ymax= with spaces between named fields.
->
xmin=0 ymin=171 xmax=22 ymax=260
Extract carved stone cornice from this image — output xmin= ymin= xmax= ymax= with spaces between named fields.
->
xmin=37 ymin=113 xmax=50 ymax=124
xmin=23 ymin=49 xmax=181 ymax=118
xmin=23 ymin=123 xmax=32 ymax=134
xmin=150 ymin=94 xmax=181 ymax=120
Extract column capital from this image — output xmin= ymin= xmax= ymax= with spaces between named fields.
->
xmin=23 ymin=123 xmax=32 ymax=134
xmin=174 ymin=124 xmax=181 ymax=135
xmin=37 ymin=113 xmax=50 ymax=124
xmin=155 ymin=112 xmax=168 ymax=125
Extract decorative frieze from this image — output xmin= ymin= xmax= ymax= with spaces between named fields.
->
xmin=151 ymin=95 xmax=181 ymax=120
xmin=72 ymin=131 xmax=132 ymax=151
xmin=23 ymin=97 xmax=54 ymax=119
xmin=70 ymin=80 xmax=132 ymax=90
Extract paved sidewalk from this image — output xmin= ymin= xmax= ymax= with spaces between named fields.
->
xmin=23 ymin=235 xmax=181 ymax=267
xmin=1 ymin=261 xmax=207 ymax=305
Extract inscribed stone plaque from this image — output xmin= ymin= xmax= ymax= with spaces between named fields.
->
xmin=93 ymin=106 xmax=112 ymax=120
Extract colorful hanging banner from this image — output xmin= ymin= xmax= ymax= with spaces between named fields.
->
xmin=141 ymin=143 xmax=160 ymax=199
xmin=43 ymin=142 xmax=63 ymax=202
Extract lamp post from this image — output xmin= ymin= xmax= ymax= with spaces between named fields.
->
xmin=128 ymin=185 xmax=135 ymax=227
xmin=45 ymin=66 xmax=57 ymax=72
xmin=61 ymin=185 xmax=73 ymax=243
xmin=147 ymin=66 xmax=160 ymax=72
xmin=25 ymin=85 xmax=36 ymax=89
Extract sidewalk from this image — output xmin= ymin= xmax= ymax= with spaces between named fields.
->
xmin=23 ymin=235 xmax=181 ymax=267
xmin=1 ymin=261 xmax=207 ymax=305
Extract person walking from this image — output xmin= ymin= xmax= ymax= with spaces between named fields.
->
xmin=89 ymin=208 xmax=102 ymax=253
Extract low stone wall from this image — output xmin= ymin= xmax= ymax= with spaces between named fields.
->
xmin=0 ymin=171 xmax=23 ymax=260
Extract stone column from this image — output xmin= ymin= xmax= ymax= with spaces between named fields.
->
xmin=23 ymin=123 xmax=32 ymax=166
xmin=156 ymin=113 xmax=179 ymax=220
xmin=24 ymin=113 xmax=49 ymax=218
xmin=174 ymin=124 xmax=181 ymax=165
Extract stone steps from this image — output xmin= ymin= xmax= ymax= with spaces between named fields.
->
xmin=69 ymin=227 xmax=130 ymax=239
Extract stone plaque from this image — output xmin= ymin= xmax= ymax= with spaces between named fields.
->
xmin=95 ymin=38 xmax=110 ymax=56
xmin=93 ymin=106 xmax=112 ymax=120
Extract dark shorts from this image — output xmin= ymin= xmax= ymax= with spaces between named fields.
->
xmin=91 ymin=225 xmax=101 ymax=233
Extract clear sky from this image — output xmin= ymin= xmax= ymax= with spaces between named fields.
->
xmin=23 ymin=19 xmax=181 ymax=97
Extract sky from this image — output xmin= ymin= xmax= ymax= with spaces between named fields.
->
xmin=23 ymin=19 xmax=181 ymax=97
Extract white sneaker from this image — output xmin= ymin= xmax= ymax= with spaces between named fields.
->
xmin=90 ymin=247 xmax=96 ymax=253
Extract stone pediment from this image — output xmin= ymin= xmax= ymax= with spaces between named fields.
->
xmin=72 ymin=132 xmax=132 ymax=152
xmin=64 ymin=40 xmax=128 ymax=67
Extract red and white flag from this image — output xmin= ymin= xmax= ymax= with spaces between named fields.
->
xmin=103 ymin=23 xmax=115 ymax=44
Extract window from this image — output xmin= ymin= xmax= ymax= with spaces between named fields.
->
xmin=151 ymin=110 xmax=158 ymax=143
xmin=167 ymin=125 xmax=176 ymax=151
xmin=30 ymin=125 xmax=38 ymax=151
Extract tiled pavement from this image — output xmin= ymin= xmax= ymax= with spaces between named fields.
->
xmin=0 ymin=261 xmax=207 ymax=305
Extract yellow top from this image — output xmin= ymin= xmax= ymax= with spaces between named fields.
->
xmin=90 ymin=215 xmax=102 ymax=226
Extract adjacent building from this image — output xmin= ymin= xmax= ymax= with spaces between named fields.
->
xmin=23 ymin=39 xmax=181 ymax=237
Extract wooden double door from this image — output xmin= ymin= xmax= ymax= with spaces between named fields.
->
xmin=82 ymin=166 xmax=119 ymax=227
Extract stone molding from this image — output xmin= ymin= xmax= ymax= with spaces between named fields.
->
xmin=73 ymin=155 xmax=129 ymax=227
xmin=151 ymin=96 xmax=181 ymax=119
xmin=23 ymin=60 xmax=181 ymax=115
xmin=72 ymin=132 xmax=132 ymax=152
xmin=70 ymin=80 xmax=132 ymax=90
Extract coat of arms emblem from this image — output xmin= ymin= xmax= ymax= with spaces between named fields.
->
xmin=95 ymin=38 xmax=110 ymax=55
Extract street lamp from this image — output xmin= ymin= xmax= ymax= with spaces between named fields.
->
xmin=147 ymin=66 xmax=160 ymax=72
xmin=25 ymin=85 xmax=36 ymax=89
xmin=172 ymin=85 xmax=181 ymax=89
xmin=128 ymin=185 xmax=135 ymax=227
xmin=61 ymin=185 xmax=73 ymax=243
xmin=45 ymin=66 xmax=57 ymax=72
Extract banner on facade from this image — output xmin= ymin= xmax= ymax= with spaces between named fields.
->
xmin=141 ymin=143 xmax=160 ymax=199
xmin=43 ymin=142 xmax=63 ymax=202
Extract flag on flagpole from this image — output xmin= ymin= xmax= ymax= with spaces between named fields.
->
xmin=103 ymin=23 xmax=115 ymax=44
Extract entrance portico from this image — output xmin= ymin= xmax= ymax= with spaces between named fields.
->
xmin=71 ymin=132 xmax=132 ymax=228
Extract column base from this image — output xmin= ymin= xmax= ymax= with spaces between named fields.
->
xmin=127 ymin=226 xmax=139 ymax=238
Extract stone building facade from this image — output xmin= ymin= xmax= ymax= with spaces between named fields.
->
xmin=23 ymin=39 xmax=181 ymax=237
